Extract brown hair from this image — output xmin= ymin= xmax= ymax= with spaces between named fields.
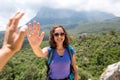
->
xmin=49 ymin=24 xmax=70 ymax=49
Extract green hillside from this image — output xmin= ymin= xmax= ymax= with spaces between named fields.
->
xmin=67 ymin=18 xmax=120 ymax=35
xmin=40 ymin=17 xmax=120 ymax=37
xmin=72 ymin=31 xmax=120 ymax=80
xmin=0 ymin=30 xmax=120 ymax=80
xmin=0 ymin=17 xmax=120 ymax=80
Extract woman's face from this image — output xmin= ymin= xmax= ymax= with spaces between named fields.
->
xmin=53 ymin=27 xmax=65 ymax=45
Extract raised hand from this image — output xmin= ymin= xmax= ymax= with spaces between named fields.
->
xmin=2 ymin=11 xmax=28 ymax=53
xmin=27 ymin=21 xmax=45 ymax=48
xmin=0 ymin=11 xmax=27 ymax=71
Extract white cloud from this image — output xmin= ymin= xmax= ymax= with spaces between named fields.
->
xmin=0 ymin=0 xmax=120 ymax=31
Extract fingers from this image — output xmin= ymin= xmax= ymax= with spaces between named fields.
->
xmin=28 ymin=21 xmax=40 ymax=36
xmin=20 ymin=25 xmax=28 ymax=33
xmin=39 ymin=32 xmax=45 ymax=41
xmin=33 ymin=21 xmax=37 ymax=31
xmin=18 ymin=25 xmax=28 ymax=40
xmin=15 ymin=25 xmax=28 ymax=51
xmin=12 ymin=12 xmax=24 ymax=30
xmin=3 ymin=11 xmax=24 ymax=46
xmin=28 ymin=23 xmax=33 ymax=34
xmin=27 ymin=22 xmax=45 ymax=47
xmin=7 ymin=11 xmax=20 ymax=27
xmin=37 ymin=23 xmax=40 ymax=34
xmin=7 ymin=11 xmax=24 ymax=30
xmin=33 ymin=21 xmax=40 ymax=35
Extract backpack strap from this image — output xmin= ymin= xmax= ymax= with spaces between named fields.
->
xmin=67 ymin=45 xmax=73 ymax=65
xmin=47 ymin=47 xmax=54 ymax=65
xmin=47 ymin=47 xmax=54 ymax=78
xmin=67 ymin=45 xmax=75 ymax=79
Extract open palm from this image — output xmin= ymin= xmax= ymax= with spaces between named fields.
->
xmin=27 ymin=21 xmax=44 ymax=48
xmin=3 ymin=11 xmax=27 ymax=53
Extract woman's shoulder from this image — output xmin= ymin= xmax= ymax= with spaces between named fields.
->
xmin=43 ymin=47 xmax=51 ymax=51
xmin=43 ymin=46 xmax=54 ymax=53
xmin=67 ymin=45 xmax=76 ymax=55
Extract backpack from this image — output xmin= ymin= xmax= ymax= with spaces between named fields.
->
xmin=46 ymin=45 xmax=74 ymax=80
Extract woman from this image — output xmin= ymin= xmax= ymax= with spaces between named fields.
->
xmin=27 ymin=21 xmax=78 ymax=80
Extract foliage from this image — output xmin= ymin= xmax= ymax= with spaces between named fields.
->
xmin=0 ymin=31 xmax=120 ymax=80
xmin=72 ymin=31 xmax=120 ymax=80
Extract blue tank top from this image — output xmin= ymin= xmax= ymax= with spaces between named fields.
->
xmin=48 ymin=47 xmax=76 ymax=79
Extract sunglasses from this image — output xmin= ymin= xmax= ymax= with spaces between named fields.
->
xmin=53 ymin=32 xmax=65 ymax=37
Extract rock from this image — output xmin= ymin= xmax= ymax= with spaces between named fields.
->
xmin=100 ymin=61 xmax=120 ymax=80
xmin=78 ymin=33 xmax=87 ymax=41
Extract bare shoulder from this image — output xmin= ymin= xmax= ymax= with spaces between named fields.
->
xmin=42 ymin=47 xmax=49 ymax=57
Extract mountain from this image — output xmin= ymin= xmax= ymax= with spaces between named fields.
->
xmin=0 ymin=7 xmax=119 ymax=39
xmin=67 ymin=17 xmax=120 ymax=34
xmin=0 ymin=31 xmax=4 ymax=39
xmin=28 ymin=7 xmax=116 ymax=26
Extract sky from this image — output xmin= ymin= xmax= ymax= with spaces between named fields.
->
xmin=0 ymin=0 xmax=120 ymax=31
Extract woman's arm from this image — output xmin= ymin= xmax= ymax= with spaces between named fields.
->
xmin=31 ymin=46 xmax=48 ymax=58
xmin=72 ymin=54 xmax=78 ymax=80
xmin=0 ymin=11 xmax=27 ymax=71
xmin=0 ymin=48 xmax=15 ymax=71
xmin=27 ymin=21 xmax=48 ymax=58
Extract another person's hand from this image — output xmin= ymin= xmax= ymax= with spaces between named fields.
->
xmin=27 ymin=21 xmax=44 ymax=48
xmin=0 ymin=11 xmax=27 ymax=71
xmin=2 ymin=11 xmax=28 ymax=53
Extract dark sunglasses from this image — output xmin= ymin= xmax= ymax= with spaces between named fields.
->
xmin=53 ymin=32 xmax=65 ymax=37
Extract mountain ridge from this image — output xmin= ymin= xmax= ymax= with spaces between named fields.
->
xmin=27 ymin=7 xmax=116 ymax=26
